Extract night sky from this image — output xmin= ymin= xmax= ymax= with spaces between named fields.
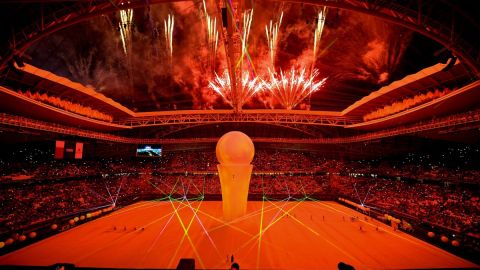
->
xmin=1 ymin=1 xmax=475 ymax=112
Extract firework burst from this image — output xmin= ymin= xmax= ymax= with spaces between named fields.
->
xmin=208 ymin=70 xmax=264 ymax=108
xmin=202 ymin=0 xmax=219 ymax=70
xmin=241 ymin=9 xmax=254 ymax=59
xmin=164 ymin=14 xmax=175 ymax=59
xmin=265 ymin=68 xmax=327 ymax=110
xmin=119 ymin=9 xmax=133 ymax=55
xmin=265 ymin=12 xmax=283 ymax=69
xmin=206 ymin=15 xmax=219 ymax=68
xmin=313 ymin=7 xmax=327 ymax=64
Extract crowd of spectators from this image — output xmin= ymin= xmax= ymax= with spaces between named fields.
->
xmin=0 ymin=173 xmax=327 ymax=233
xmin=0 ymin=159 xmax=160 ymax=182
xmin=0 ymin=147 xmax=478 ymax=239
xmin=155 ymin=149 xmax=319 ymax=172
xmin=249 ymin=174 xmax=327 ymax=195
xmin=1 ymin=177 xmax=114 ymax=233
xmin=4 ymin=147 xmax=475 ymax=184
xmin=0 ymin=150 xmax=322 ymax=181
xmin=334 ymin=176 xmax=479 ymax=233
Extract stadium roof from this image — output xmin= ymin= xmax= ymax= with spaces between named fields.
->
xmin=0 ymin=0 xmax=479 ymax=149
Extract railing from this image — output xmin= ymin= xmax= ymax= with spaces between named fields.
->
xmin=1 ymin=109 xmax=480 ymax=144
xmin=114 ymin=110 xmax=360 ymax=127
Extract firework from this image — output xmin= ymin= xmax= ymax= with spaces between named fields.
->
xmin=202 ymin=0 xmax=219 ymax=69
xmin=119 ymin=9 xmax=133 ymax=55
xmin=164 ymin=14 xmax=175 ymax=59
xmin=265 ymin=12 xmax=283 ymax=69
xmin=241 ymin=9 xmax=254 ymax=58
xmin=202 ymin=0 xmax=207 ymax=15
xmin=206 ymin=15 xmax=219 ymax=65
xmin=208 ymin=70 xmax=264 ymax=108
xmin=265 ymin=68 xmax=327 ymax=110
xmin=313 ymin=7 xmax=326 ymax=63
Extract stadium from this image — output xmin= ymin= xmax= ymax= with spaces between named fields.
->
xmin=0 ymin=0 xmax=479 ymax=269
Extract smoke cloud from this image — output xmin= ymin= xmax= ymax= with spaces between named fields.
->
xmin=25 ymin=2 xmax=413 ymax=111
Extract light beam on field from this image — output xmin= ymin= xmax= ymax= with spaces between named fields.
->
xmin=119 ymin=9 xmax=133 ymax=55
xmin=183 ymin=197 xmax=220 ymax=256
xmin=164 ymin=14 xmax=175 ymax=60
xmin=208 ymin=70 xmax=264 ymax=108
xmin=185 ymin=175 xmax=203 ymax=196
xmin=113 ymin=177 xmax=124 ymax=205
xmin=104 ymin=182 xmax=114 ymax=203
xmin=232 ymin=199 xmax=307 ymax=256
xmin=353 ymin=182 xmax=363 ymax=205
xmin=167 ymin=198 xmax=205 ymax=269
xmin=313 ymin=7 xmax=327 ymax=65
xmin=265 ymin=197 xmax=291 ymax=228
xmin=147 ymin=176 xmax=185 ymax=202
xmin=176 ymin=200 xmax=255 ymax=236
xmin=265 ymin=199 xmax=319 ymax=236
xmin=265 ymin=68 xmax=327 ymax=109
xmin=256 ymin=196 xmax=266 ymax=269
xmin=265 ymin=12 xmax=283 ymax=70
xmin=362 ymin=186 xmax=373 ymax=205
xmin=89 ymin=188 xmax=112 ymax=204
xmin=145 ymin=202 xmax=184 ymax=254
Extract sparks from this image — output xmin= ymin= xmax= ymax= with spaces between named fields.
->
xmin=203 ymin=0 xmax=219 ymax=70
xmin=208 ymin=70 xmax=264 ymax=109
xmin=206 ymin=15 xmax=219 ymax=67
xmin=265 ymin=68 xmax=327 ymax=110
xmin=119 ymin=9 xmax=133 ymax=55
xmin=202 ymin=0 xmax=207 ymax=15
xmin=313 ymin=7 xmax=327 ymax=64
xmin=241 ymin=9 xmax=254 ymax=59
xmin=164 ymin=14 xmax=175 ymax=59
xmin=265 ymin=12 xmax=283 ymax=69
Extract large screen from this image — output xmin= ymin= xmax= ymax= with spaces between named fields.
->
xmin=55 ymin=141 xmax=84 ymax=160
xmin=136 ymin=145 xmax=162 ymax=157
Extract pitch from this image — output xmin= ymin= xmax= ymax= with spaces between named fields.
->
xmin=0 ymin=201 xmax=476 ymax=269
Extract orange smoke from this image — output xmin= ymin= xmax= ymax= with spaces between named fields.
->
xmin=19 ymin=90 xmax=113 ymax=122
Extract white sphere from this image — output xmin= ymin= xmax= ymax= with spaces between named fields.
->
xmin=216 ymin=131 xmax=254 ymax=165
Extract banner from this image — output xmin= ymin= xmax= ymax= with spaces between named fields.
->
xmin=75 ymin=143 xmax=83 ymax=159
xmin=54 ymin=141 xmax=65 ymax=159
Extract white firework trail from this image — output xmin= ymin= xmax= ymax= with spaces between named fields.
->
xmin=241 ymin=9 xmax=254 ymax=59
xmin=208 ymin=70 xmax=264 ymax=108
xmin=265 ymin=68 xmax=327 ymax=110
xmin=206 ymin=15 xmax=219 ymax=64
xmin=313 ymin=7 xmax=326 ymax=64
xmin=202 ymin=0 xmax=219 ymax=70
xmin=265 ymin=12 xmax=283 ymax=69
xmin=119 ymin=9 xmax=133 ymax=55
xmin=202 ymin=0 xmax=207 ymax=15
xmin=164 ymin=14 xmax=175 ymax=59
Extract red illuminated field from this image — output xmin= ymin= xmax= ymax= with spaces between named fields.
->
xmin=0 ymin=201 xmax=476 ymax=269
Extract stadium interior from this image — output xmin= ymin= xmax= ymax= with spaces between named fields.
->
xmin=0 ymin=0 xmax=479 ymax=269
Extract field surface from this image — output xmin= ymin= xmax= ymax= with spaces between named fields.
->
xmin=0 ymin=201 xmax=477 ymax=269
